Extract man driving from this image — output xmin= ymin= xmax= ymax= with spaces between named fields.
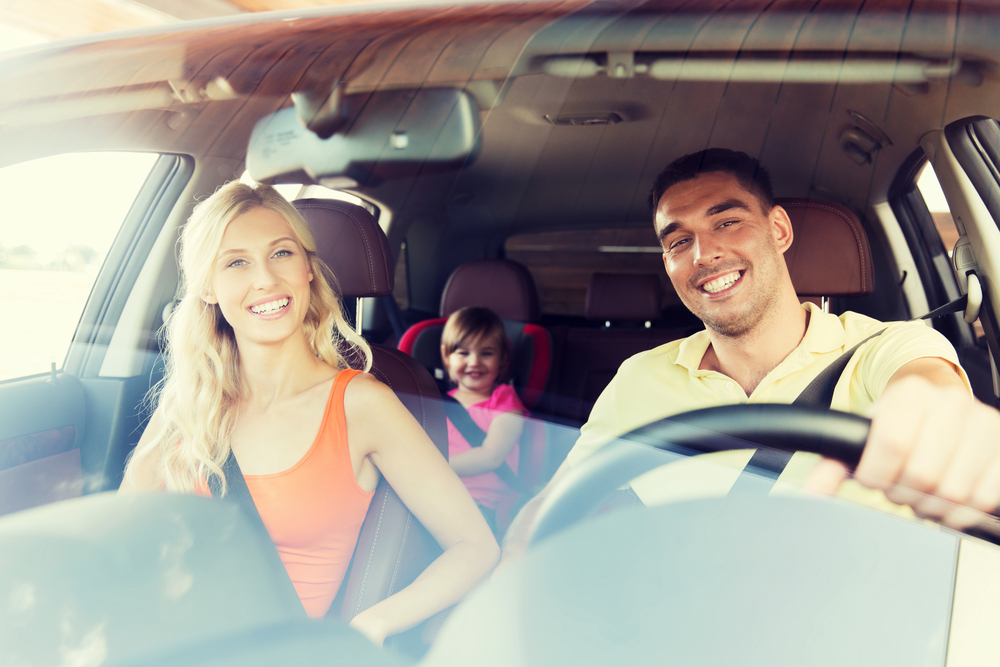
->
xmin=502 ymin=148 xmax=1000 ymax=561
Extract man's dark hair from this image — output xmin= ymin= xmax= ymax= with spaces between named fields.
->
xmin=648 ymin=148 xmax=775 ymax=218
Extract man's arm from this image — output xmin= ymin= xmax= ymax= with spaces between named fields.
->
xmin=807 ymin=357 xmax=1000 ymax=528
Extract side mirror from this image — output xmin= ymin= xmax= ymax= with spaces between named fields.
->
xmin=246 ymin=87 xmax=480 ymax=186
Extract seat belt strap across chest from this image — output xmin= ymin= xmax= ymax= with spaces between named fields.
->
xmin=206 ymin=451 xmax=303 ymax=607
xmin=731 ymin=294 xmax=969 ymax=495
xmin=441 ymin=394 xmax=525 ymax=492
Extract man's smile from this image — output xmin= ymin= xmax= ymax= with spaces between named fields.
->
xmin=698 ymin=270 xmax=745 ymax=295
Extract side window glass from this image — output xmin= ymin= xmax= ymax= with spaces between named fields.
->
xmin=505 ymin=229 xmax=678 ymax=318
xmin=916 ymin=163 xmax=960 ymax=254
xmin=238 ymin=172 xmax=379 ymax=218
xmin=915 ymin=162 xmax=984 ymax=338
xmin=0 ymin=152 xmax=159 ymax=382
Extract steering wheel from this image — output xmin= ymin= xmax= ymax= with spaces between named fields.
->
xmin=528 ymin=404 xmax=871 ymax=546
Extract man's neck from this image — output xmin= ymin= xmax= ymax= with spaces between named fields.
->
xmin=698 ymin=296 xmax=810 ymax=395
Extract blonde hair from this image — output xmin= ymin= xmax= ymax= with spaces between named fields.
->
xmin=125 ymin=181 xmax=372 ymax=494
xmin=440 ymin=306 xmax=511 ymax=384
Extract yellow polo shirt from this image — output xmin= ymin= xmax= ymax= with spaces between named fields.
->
xmin=566 ymin=302 xmax=970 ymax=506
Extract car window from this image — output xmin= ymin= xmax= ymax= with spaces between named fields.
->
xmin=916 ymin=162 xmax=985 ymax=339
xmin=505 ymin=228 xmax=679 ymax=317
xmin=917 ymin=162 xmax=961 ymax=256
xmin=0 ymin=152 xmax=159 ymax=382
xmin=238 ymin=171 xmax=379 ymax=218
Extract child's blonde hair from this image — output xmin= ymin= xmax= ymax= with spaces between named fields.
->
xmin=440 ymin=306 xmax=511 ymax=384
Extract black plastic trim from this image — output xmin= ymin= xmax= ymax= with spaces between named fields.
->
xmin=64 ymin=154 xmax=193 ymax=377
xmin=946 ymin=117 xmax=1000 ymax=232
xmin=945 ymin=116 xmax=1000 ymax=392
xmin=886 ymin=149 xmax=967 ymax=347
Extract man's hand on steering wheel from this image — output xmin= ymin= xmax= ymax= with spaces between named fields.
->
xmin=806 ymin=372 xmax=1000 ymax=531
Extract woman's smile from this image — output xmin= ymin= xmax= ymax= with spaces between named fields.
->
xmin=207 ymin=206 xmax=314 ymax=344
xmin=248 ymin=295 xmax=292 ymax=318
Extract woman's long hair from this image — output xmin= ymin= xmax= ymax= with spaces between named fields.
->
xmin=125 ymin=181 xmax=372 ymax=494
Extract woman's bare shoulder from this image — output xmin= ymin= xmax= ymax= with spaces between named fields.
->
xmin=343 ymin=370 xmax=403 ymax=418
xmin=343 ymin=369 xmax=394 ymax=399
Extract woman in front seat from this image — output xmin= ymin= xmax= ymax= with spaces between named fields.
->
xmin=119 ymin=181 xmax=498 ymax=645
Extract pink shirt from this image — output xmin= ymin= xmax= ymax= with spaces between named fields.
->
xmin=447 ymin=383 xmax=525 ymax=509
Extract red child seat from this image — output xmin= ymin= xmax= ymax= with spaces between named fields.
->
xmin=398 ymin=260 xmax=551 ymax=533
xmin=398 ymin=259 xmax=552 ymax=410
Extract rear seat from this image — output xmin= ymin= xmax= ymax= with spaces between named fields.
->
xmin=397 ymin=259 xmax=552 ymax=505
xmin=398 ymin=259 xmax=552 ymax=410
xmin=543 ymin=273 xmax=692 ymax=423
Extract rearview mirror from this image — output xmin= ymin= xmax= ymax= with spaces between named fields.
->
xmin=246 ymin=88 xmax=480 ymax=186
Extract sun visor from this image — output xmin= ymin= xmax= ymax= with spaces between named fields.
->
xmin=246 ymin=88 xmax=480 ymax=187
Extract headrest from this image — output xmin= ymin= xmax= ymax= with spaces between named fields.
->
xmin=780 ymin=199 xmax=874 ymax=297
xmin=585 ymin=273 xmax=662 ymax=322
xmin=293 ymin=198 xmax=394 ymax=298
xmin=439 ymin=259 xmax=541 ymax=323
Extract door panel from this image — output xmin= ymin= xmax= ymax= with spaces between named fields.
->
xmin=0 ymin=373 xmax=86 ymax=516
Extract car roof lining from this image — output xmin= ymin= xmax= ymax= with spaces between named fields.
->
xmin=0 ymin=0 xmax=995 ymax=241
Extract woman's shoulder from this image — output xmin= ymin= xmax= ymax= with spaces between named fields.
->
xmin=341 ymin=369 xmax=396 ymax=411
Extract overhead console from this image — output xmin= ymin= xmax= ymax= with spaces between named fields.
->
xmin=246 ymin=86 xmax=480 ymax=188
xmin=529 ymin=51 xmax=975 ymax=86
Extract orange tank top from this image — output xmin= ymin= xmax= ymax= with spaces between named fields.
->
xmin=243 ymin=369 xmax=374 ymax=618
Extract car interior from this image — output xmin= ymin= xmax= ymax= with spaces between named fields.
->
xmin=4 ymin=0 xmax=1000 ymax=664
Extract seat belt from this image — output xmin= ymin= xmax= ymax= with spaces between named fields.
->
xmin=441 ymin=394 xmax=525 ymax=492
xmin=730 ymin=295 xmax=970 ymax=495
xmin=207 ymin=451 xmax=303 ymax=608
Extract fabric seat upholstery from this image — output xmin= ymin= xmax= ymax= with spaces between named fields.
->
xmin=546 ymin=273 xmax=691 ymax=423
xmin=293 ymin=198 xmax=446 ymax=651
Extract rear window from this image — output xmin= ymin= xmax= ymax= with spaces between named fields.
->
xmin=504 ymin=228 xmax=680 ymax=317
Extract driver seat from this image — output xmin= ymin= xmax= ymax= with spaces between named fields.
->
xmin=293 ymin=198 xmax=447 ymax=653
xmin=780 ymin=198 xmax=875 ymax=305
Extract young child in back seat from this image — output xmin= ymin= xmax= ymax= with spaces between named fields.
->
xmin=440 ymin=306 xmax=526 ymax=534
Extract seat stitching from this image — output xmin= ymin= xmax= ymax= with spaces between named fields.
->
xmin=387 ymin=513 xmax=412 ymax=595
xmin=353 ymin=493 xmax=387 ymax=615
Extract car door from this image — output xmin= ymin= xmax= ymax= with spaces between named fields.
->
xmin=0 ymin=152 xmax=191 ymax=516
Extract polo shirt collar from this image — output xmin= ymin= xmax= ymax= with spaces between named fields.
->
xmin=673 ymin=302 xmax=848 ymax=373
xmin=800 ymin=302 xmax=848 ymax=355
xmin=675 ymin=330 xmax=712 ymax=373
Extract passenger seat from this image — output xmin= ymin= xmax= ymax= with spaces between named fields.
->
xmin=293 ymin=198 xmax=445 ymax=654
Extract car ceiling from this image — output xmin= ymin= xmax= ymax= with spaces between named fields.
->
xmin=0 ymin=0 xmax=998 ymax=241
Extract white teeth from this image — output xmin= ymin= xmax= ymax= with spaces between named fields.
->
xmin=702 ymin=271 xmax=741 ymax=294
xmin=250 ymin=297 xmax=289 ymax=314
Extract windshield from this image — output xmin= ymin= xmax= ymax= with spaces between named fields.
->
xmin=3 ymin=2 xmax=1000 ymax=666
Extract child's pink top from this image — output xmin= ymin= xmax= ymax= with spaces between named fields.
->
xmin=446 ymin=383 xmax=525 ymax=509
